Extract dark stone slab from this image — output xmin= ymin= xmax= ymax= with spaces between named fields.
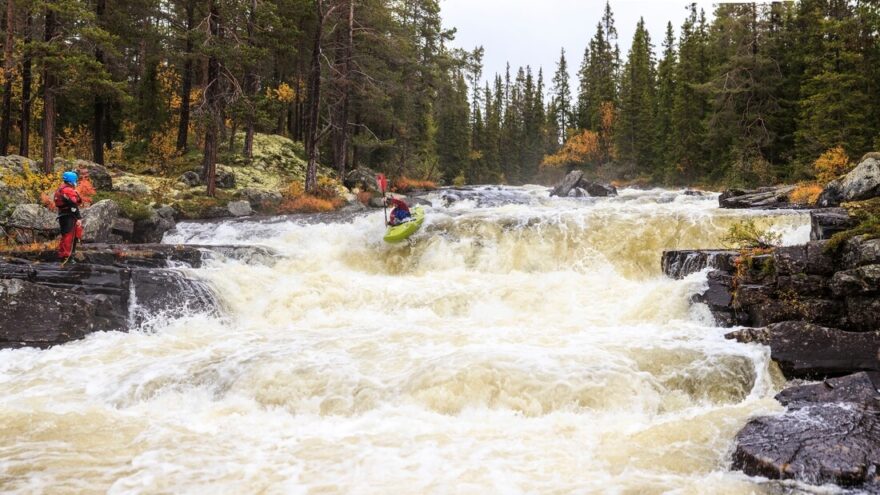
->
xmin=810 ymin=208 xmax=857 ymax=241
xmin=661 ymin=249 xmax=738 ymax=279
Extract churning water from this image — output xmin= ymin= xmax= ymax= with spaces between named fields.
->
xmin=1 ymin=187 xmax=817 ymax=494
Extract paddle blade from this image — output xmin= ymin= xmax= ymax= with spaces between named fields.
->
xmin=376 ymin=174 xmax=387 ymax=193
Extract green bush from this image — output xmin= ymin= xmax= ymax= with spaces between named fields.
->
xmin=722 ymin=219 xmax=782 ymax=249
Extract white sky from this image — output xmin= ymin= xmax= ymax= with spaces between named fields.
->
xmin=441 ymin=0 xmax=721 ymax=90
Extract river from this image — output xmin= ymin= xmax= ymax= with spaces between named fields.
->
xmin=1 ymin=187 xmax=817 ymax=494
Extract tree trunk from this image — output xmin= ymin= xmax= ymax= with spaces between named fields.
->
xmin=201 ymin=0 xmax=221 ymax=197
xmin=176 ymin=0 xmax=195 ymax=152
xmin=332 ymin=0 xmax=354 ymax=179
xmin=0 ymin=0 xmax=15 ymax=155
xmin=242 ymin=0 xmax=257 ymax=159
xmin=304 ymin=0 xmax=325 ymax=194
xmin=41 ymin=4 xmax=58 ymax=173
xmin=92 ymin=0 xmax=106 ymax=164
xmin=19 ymin=12 xmax=31 ymax=157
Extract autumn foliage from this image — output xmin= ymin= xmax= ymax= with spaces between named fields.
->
xmin=542 ymin=130 xmax=602 ymax=168
xmin=278 ymin=178 xmax=343 ymax=213
xmin=393 ymin=177 xmax=437 ymax=193
xmin=789 ymin=182 xmax=823 ymax=205
xmin=813 ymin=146 xmax=853 ymax=184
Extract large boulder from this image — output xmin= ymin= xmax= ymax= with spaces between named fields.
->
xmin=550 ymin=170 xmax=584 ymax=197
xmin=719 ymin=185 xmax=797 ymax=209
xmin=130 ymin=207 xmax=176 ymax=243
xmin=661 ymin=250 xmax=738 ymax=279
xmin=830 ymin=264 xmax=880 ymax=297
xmin=56 ymin=159 xmax=113 ymax=191
xmin=81 ymin=199 xmax=122 ymax=243
xmin=179 ymin=170 xmax=202 ymax=188
xmin=0 ymin=155 xmax=38 ymax=175
xmin=226 ymin=200 xmax=253 ymax=217
xmin=0 ymin=279 xmax=97 ymax=348
xmin=344 ymin=167 xmax=381 ymax=193
xmin=238 ymin=188 xmax=282 ymax=209
xmin=582 ymin=181 xmax=617 ymax=197
xmin=818 ymin=155 xmax=880 ymax=206
xmin=726 ymin=321 xmax=880 ymax=379
xmin=8 ymin=204 xmax=57 ymax=242
xmin=113 ymin=175 xmax=152 ymax=195
xmin=842 ymin=236 xmax=880 ymax=269
xmin=216 ymin=169 xmax=236 ymax=189
xmin=732 ymin=372 xmax=880 ymax=490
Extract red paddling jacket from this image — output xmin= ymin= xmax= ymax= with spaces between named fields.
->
xmin=54 ymin=184 xmax=83 ymax=219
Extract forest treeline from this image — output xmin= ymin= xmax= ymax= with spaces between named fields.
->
xmin=0 ymin=0 xmax=878 ymax=193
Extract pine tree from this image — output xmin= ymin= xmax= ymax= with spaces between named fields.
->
xmin=616 ymin=18 xmax=656 ymax=172
xmin=550 ymin=48 xmax=572 ymax=144
xmin=655 ymin=22 xmax=677 ymax=175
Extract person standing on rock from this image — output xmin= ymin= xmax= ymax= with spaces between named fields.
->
xmin=54 ymin=171 xmax=84 ymax=265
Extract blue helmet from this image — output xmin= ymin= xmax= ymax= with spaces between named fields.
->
xmin=62 ymin=171 xmax=78 ymax=186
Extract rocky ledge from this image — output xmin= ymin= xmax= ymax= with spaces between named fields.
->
xmin=663 ymin=203 xmax=879 ymax=489
xmin=0 ymin=244 xmax=275 ymax=349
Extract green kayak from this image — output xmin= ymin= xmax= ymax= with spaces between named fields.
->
xmin=383 ymin=206 xmax=425 ymax=243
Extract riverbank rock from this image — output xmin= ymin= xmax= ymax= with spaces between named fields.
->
xmin=55 ymin=158 xmax=113 ymax=191
xmin=179 ymin=170 xmax=201 ymax=187
xmin=732 ymin=372 xmax=880 ymax=489
xmin=344 ymin=167 xmax=381 ymax=193
xmin=661 ymin=249 xmax=738 ymax=279
xmin=130 ymin=207 xmax=176 ymax=243
xmin=7 ymin=204 xmax=57 ymax=242
xmin=810 ymin=208 xmax=858 ymax=241
xmin=238 ymin=188 xmax=283 ymax=209
xmin=0 ymin=243 xmax=247 ymax=348
xmin=226 ymin=200 xmax=253 ymax=217
xmin=550 ymin=170 xmax=618 ymax=198
xmin=81 ymin=200 xmax=122 ymax=243
xmin=726 ymin=321 xmax=880 ymax=379
xmin=818 ymin=153 xmax=880 ymax=207
xmin=718 ymin=185 xmax=797 ymax=209
xmin=0 ymin=278 xmax=98 ymax=348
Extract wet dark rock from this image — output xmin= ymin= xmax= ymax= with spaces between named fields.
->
xmin=111 ymin=218 xmax=135 ymax=237
xmin=842 ymin=236 xmax=880 ymax=269
xmin=724 ymin=327 xmax=769 ymax=345
xmin=776 ymin=273 xmax=829 ymax=297
xmin=775 ymin=372 xmax=880 ymax=407
xmin=830 ymin=264 xmax=880 ymax=297
xmin=582 ymin=181 xmax=617 ymax=197
xmin=773 ymin=241 xmax=834 ymax=276
xmin=719 ymin=185 xmax=797 ymax=209
xmin=748 ymin=298 xmax=843 ymax=328
xmin=810 ymin=208 xmax=857 ymax=241
xmin=726 ymin=321 xmax=880 ymax=379
xmin=701 ymin=270 xmax=734 ymax=308
xmin=550 ymin=170 xmax=584 ymax=197
xmin=661 ymin=250 xmax=738 ymax=279
xmin=0 ymin=279 xmax=97 ymax=348
xmin=0 ymin=243 xmax=232 ymax=348
xmin=845 ymin=296 xmax=880 ymax=331
xmin=550 ymin=171 xmax=617 ymax=198
xmin=732 ymin=401 xmax=880 ymax=488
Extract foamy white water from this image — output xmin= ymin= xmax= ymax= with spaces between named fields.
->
xmin=1 ymin=187 xmax=817 ymax=494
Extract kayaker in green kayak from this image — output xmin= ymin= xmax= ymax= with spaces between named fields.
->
xmin=385 ymin=196 xmax=412 ymax=226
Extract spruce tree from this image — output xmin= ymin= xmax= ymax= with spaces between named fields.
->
xmin=550 ymin=48 xmax=572 ymax=144
xmin=616 ymin=18 xmax=656 ymax=173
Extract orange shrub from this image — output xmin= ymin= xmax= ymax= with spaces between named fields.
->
xmin=393 ymin=177 xmax=437 ymax=193
xmin=542 ymin=129 xmax=602 ymax=168
xmin=75 ymin=178 xmax=96 ymax=206
xmin=790 ymin=182 xmax=823 ymax=206
xmin=280 ymin=194 xmax=342 ymax=213
xmin=814 ymin=146 xmax=852 ymax=184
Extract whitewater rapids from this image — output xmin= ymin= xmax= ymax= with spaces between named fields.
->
xmin=1 ymin=187 xmax=817 ymax=494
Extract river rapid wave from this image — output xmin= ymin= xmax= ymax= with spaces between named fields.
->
xmin=1 ymin=187 xmax=820 ymax=494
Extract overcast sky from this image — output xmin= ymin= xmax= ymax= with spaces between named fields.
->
xmin=441 ymin=0 xmax=721 ymax=90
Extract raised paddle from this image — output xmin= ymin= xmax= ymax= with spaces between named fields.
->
xmin=376 ymin=174 xmax=388 ymax=225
